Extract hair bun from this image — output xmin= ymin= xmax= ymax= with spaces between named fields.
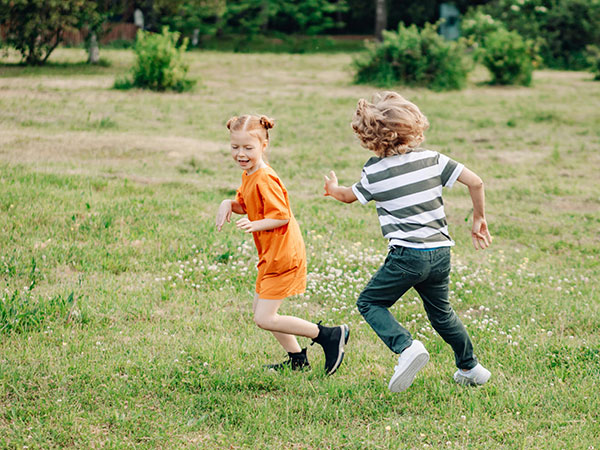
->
xmin=226 ymin=116 xmax=238 ymax=130
xmin=259 ymin=116 xmax=275 ymax=130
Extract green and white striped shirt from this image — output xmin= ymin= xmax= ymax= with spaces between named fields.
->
xmin=352 ymin=149 xmax=464 ymax=249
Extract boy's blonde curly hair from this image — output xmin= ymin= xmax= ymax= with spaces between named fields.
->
xmin=351 ymin=91 xmax=430 ymax=157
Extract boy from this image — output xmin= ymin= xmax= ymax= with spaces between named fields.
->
xmin=324 ymin=92 xmax=492 ymax=392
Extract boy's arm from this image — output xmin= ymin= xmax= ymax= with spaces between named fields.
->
xmin=216 ymin=199 xmax=245 ymax=231
xmin=323 ymin=171 xmax=358 ymax=203
xmin=457 ymin=167 xmax=492 ymax=250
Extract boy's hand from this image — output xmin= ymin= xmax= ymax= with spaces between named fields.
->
xmin=236 ymin=217 xmax=257 ymax=233
xmin=216 ymin=200 xmax=232 ymax=231
xmin=471 ymin=217 xmax=492 ymax=250
xmin=324 ymin=170 xmax=339 ymax=196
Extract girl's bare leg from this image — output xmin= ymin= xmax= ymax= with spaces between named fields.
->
xmin=253 ymin=295 xmax=319 ymax=353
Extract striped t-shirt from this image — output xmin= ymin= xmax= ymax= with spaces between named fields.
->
xmin=351 ymin=149 xmax=464 ymax=249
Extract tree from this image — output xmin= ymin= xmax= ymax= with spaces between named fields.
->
xmin=222 ymin=0 xmax=346 ymax=36
xmin=374 ymin=0 xmax=387 ymax=41
xmin=77 ymin=1 xmax=125 ymax=64
xmin=0 ymin=0 xmax=98 ymax=65
xmin=153 ymin=0 xmax=226 ymax=44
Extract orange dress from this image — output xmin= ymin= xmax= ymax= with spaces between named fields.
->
xmin=235 ymin=166 xmax=306 ymax=300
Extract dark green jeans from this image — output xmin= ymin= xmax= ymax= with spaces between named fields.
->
xmin=356 ymin=246 xmax=477 ymax=370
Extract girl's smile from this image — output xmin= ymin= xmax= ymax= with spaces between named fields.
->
xmin=230 ymin=130 xmax=267 ymax=174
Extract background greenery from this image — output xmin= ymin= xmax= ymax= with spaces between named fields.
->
xmin=0 ymin=47 xmax=599 ymax=448
xmin=2 ymin=0 xmax=600 ymax=71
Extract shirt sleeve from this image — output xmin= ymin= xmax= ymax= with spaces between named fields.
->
xmin=259 ymin=174 xmax=291 ymax=220
xmin=351 ymin=168 xmax=374 ymax=205
xmin=235 ymin=188 xmax=247 ymax=213
xmin=438 ymin=153 xmax=464 ymax=188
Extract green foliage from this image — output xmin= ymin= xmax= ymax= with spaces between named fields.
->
xmin=149 ymin=0 xmax=346 ymax=42
xmin=586 ymin=45 xmax=600 ymax=80
xmin=0 ymin=0 xmax=98 ymax=65
xmin=154 ymin=0 xmax=226 ymax=44
xmin=223 ymin=0 xmax=346 ymax=37
xmin=476 ymin=0 xmax=600 ymax=69
xmin=353 ymin=22 xmax=472 ymax=91
xmin=461 ymin=9 xmax=504 ymax=52
xmin=117 ymin=27 xmax=195 ymax=92
xmin=481 ymin=28 xmax=536 ymax=86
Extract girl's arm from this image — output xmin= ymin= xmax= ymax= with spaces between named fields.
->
xmin=236 ymin=217 xmax=289 ymax=233
xmin=216 ymin=199 xmax=245 ymax=232
xmin=457 ymin=167 xmax=492 ymax=250
xmin=324 ymin=170 xmax=358 ymax=203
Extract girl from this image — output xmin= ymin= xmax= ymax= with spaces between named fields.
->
xmin=216 ymin=114 xmax=349 ymax=375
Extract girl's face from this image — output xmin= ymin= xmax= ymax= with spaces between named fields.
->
xmin=230 ymin=130 xmax=267 ymax=174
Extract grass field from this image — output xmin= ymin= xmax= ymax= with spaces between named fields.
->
xmin=1 ymin=47 xmax=599 ymax=449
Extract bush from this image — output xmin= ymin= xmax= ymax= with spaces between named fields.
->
xmin=353 ymin=22 xmax=472 ymax=91
xmin=476 ymin=0 xmax=600 ymax=70
xmin=481 ymin=28 xmax=536 ymax=86
xmin=461 ymin=9 xmax=504 ymax=53
xmin=587 ymin=45 xmax=600 ymax=80
xmin=116 ymin=27 xmax=195 ymax=92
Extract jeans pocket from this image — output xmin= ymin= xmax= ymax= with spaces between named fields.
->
xmin=389 ymin=253 xmax=423 ymax=278
xmin=431 ymin=250 xmax=451 ymax=280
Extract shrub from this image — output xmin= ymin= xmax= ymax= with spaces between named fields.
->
xmin=587 ymin=45 xmax=600 ymax=80
xmin=481 ymin=28 xmax=536 ymax=86
xmin=117 ymin=27 xmax=196 ymax=92
xmin=460 ymin=9 xmax=504 ymax=54
xmin=476 ymin=0 xmax=600 ymax=70
xmin=353 ymin=22 xmax=472 ymax=91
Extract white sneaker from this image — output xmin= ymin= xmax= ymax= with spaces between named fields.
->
xmin=388 ymin=340 xmax=429 ymax=392
xmin=453 ymin=363 xmax=491 ymax=386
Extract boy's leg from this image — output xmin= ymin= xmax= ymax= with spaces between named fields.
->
xmin=413 ymin=250 xmax=477 ymax=370
xmin=356 ymin=251 xmax=419 ymax=354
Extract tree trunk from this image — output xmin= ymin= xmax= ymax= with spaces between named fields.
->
xmin=374 ymin=0 xmax=387 ymax=42
xmin=88 ymin=31 xmax=100 ymax=64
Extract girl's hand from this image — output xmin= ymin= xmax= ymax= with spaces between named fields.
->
xmin=236 ymin=217 xmax=257 ymax=233
xmin=324 ymin=170 xmax=338 ymax=196
xmin=471 ymin=217 xmax=492 ymax=250
xmin=216 ymin=200 xmax=233 ymax=231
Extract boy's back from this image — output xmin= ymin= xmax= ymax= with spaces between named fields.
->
xmin=352 ymin=149 xmax=464 ymax=249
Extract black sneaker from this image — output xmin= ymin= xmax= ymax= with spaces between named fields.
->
xmin=264 ymin=348 xmax=310 ymax=371
xmin=312 ymin=323 xmax=350 ymax=375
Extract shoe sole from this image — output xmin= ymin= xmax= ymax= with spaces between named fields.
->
xmin=453 ymin=371 xmax=491 ymax=386
xmin=388 ymin=351 xmax=429 ymax=392
xmin=326 ymin=324 xmax=349 ymax=376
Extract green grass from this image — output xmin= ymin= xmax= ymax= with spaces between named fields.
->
xmin=1 ymin=48 xmax=599 ymax=449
